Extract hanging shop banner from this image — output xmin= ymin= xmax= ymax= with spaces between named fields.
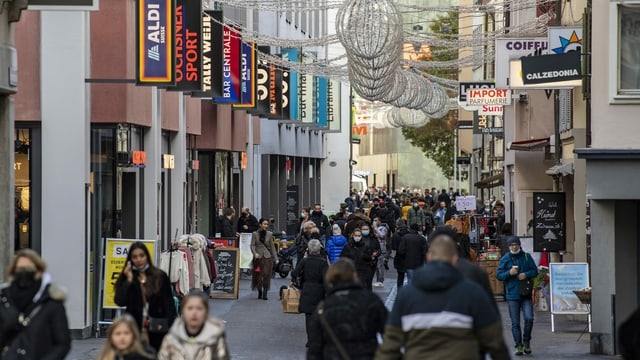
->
xmin=466 ymin=88 xmax=511 ymax=106
xmin=281 ymin=64 xmax=291 ymax=120
xmin=281 ymin=48 xmax=299 ymax=120
xmin=478 ymin=105 xmax=503 ymax=116
xmin=249 ymin=46 xmax=271 ymax=116
xmin=136 ymin=0 xmax=176 ymax=85
xmin=317 ymin=77 xmax=328 ymax=127
xmin=328 ymin=79 xmax=341 ymax=131
xmin=208 ymin=10 xmax=224 ymax=97
xmin=268 ymin=57 xmax=283 ymax=118
xmin=300 ymin=54 xmax=315 ymax=123
xmin=233 ymin=42 xmax=257 ymax=108
xmin=533 ymin=192 xmax=566 ymax=252
xmin=458 ymin=81 xmax=495 ymax=109
xmin=473 ymin=112 xmax=504 ymax=135
xmin=495 ymin=38 xmax=548 ymax=87
xmin=103 ymin=238 xmax=156 ymax=308
xmin=213 ymin=24 xmax=241 ymax=103
xmin=549 ymin=27 xmax=583 ymax=54
xmin=168 ymin=0 xmax=201 ymax=92
xmin=191 ymin=9 xmax=214 ymax=97
xmin=521 ymin=52 xmax=582 ymax=85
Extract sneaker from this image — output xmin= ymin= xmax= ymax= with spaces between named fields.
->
xmin=373 ymin=282 xmax=384 ymax=288
xmin=515 ymin=344 xmax=524 ymax=356
xmin=523 ymin=342 xmax=531 ymax=354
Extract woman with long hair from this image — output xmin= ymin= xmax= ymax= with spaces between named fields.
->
xmin=307 ymin=258 xmax=387 ymax=359
xmin=114 ymin=241 xmax=177 ymax=351
xmin=97 ymin=314 xmax=155 ymax=360
xmin=340 ymin=228 xmax=375 ymax=290
xmin=158 ymin=290 xmax=229 ymax=360
xmin=0 ymin=249 xmax=71 ymax=360
xmin=251 ymin=218 xmax=279 ymax=300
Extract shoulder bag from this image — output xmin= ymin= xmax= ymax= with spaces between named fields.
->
xmin=2 ymin=303 xmax=44 ymax=360
xmin=518 ymin=253 xmax=534 ymax=298
xmin=317 ymin=302 xmax=351 ymax=360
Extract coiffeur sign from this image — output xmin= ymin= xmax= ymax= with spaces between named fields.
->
xmin=136 ymin=0 xmax=176 ymax=85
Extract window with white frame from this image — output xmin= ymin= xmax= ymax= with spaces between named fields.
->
xmin=611 ymin=2 xmax=640 ymax=100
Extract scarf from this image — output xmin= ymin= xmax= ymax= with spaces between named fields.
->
xmin=8 ymin=279 xmax=42 ymax=312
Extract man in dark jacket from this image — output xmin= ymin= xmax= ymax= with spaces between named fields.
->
xmin=391 ymin=220 xmax=409 ymax=288
xmin=437 ymin=188 xmax=451 ymax=208
xmin=218 ymin=207 xmax=236 ymax=237
xmin=376 ymin=236 xmax=510 ymax=360
xmin=343 ymin=209 xmax=371 ymax=238
xmin=309 ymin=204 xmax=330 ymax=237
xmin=376 ymin=202 xmax=396 ymax=233
xmin=397 ymin=223 xmax=427 ymax=284
xmin=237 ymin=207 xmax=259 ymax=233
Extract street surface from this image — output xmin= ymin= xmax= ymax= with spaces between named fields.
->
xmin=68 ymin=269 xmax=616 ymax=359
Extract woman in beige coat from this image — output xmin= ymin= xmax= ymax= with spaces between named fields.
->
xmin=158 ymin=290 xmax=229 ymax=360
xmin=251 ymin=218 xmax=279 ymax=300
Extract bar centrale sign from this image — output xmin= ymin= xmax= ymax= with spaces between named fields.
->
xmin=465 ymin=88 xmax=511 ymax=106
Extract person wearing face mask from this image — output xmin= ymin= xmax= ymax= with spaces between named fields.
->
xmin=299 ymin=207 xmax=311 ymax=234
xmin=309 ymin=204 xmax=330 ymax=240
xmin=406 ymin=198 xmax=426 ymax=235
xmin=251 ymin=219 xmax=279 ymax=300
xmin=359 ymin=224 xmax=381 ymax=289
xmin=345 ymin=192 xmax=358 ymax=213
xmin=0 ymin=249 xmax=71 ymax=360
xmin=340 ymin=228 xmax=375 ymax=290
xmin=496 ymin=236 xmax=538 ymax=356
xmin=115 ymin=242 xmax=178 ymax=351
xmin=159 ymin=290 xmax=230 ymax=359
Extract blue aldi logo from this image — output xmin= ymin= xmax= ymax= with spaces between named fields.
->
xmin=136 ymin=0 xmax=176 ymax=85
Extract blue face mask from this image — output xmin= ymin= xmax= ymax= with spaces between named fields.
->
xmin=133 ymin=263 xmax=150 ymax=272
xmin=362 ymin=230 xmax=370 ymax=236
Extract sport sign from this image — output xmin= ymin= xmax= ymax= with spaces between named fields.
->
xmin=466 ymin=88 xmax=511 ymax=106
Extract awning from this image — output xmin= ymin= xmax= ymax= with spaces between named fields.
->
xmin=474 ymin=172 xmax=504 ymax=189
xmin=507 ymin=137 xmax=550 ymax=151
xmin=545 ymin=162 xmax=573 ymax=176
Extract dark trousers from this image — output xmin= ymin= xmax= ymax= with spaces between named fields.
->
xmin=397 ymin=271 xmax=406 ymax=289
xmin=305 ymin=313 xmax=313 ymax=347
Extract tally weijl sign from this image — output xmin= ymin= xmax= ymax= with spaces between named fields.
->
xmin=136 ymin=0 xmax=175 ymax=85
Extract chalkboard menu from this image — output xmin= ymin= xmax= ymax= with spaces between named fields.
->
xmin=210 ymin=249 xmax=240 ymax=299
xmin=533 ymin=192 xmax=566 ymax=252
xmin=286 ymin=185 xmax=300 ymax=236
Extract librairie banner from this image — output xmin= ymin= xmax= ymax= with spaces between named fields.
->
xmin=521 ymin=52 xmax=582 ymax=85
xmin=168 ymin=0 xmax=202 ymax=92
xmin=136 ymin=0 xmax=176 ymax=85
xmin=233 ymin=42 xmax=256 ymax=108
xmin=214 ymin=24 xmax=242 ymax=103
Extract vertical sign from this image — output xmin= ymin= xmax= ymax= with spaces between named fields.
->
xmin=191 ymin=9 xmax=213 ymax=97
xmin=208 ymin=10 xmax=224 ymax=97
xmin=268 ymin=58 xmax=282 ymax=118
xmin=328 ymin=79 xmax=341 ymax=131
xmin=316 ymin=76 xmax=328 ymax=127
xmin=169 ymin=0 xmax=201 ymax=91
xmin=233 ymin=42 xmax=256 ymax=108
xmin=136 ymin=0 xmax=176 ymax=85
xmin=281 ymin=48 xmax=299 ymax=120
xmin=299 ymin=54 xmax=314 ymax=123
xmin=533 ymin=192 xmax=566 ymax=252
xmin=214 ymin=25 xmax=241 ymax=103
xmin=250 ymin=46 xmax=271 ymax=115
xmin=281 ymin=65 xmax=290 ymax=120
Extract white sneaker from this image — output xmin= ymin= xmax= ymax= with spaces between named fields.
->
xmin=373 ymin=282 xmax=384 ymax=288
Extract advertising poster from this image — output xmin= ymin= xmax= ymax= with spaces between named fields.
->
xmin=136 ymin=0 xmax=176 ymax=85
xmin=233 ymin=42 xmax=256 ymax=108
xmin=281 ymin=64 xmax=291 ymax=120
xmin=533 ymin=192 xmax=566 ymax=252
xmin=103 ymin=239 xmax=156 ymax=308
xmin=316 ymin=76 xmax=328 ymax=127
xmin=281 ymin=48 xmax=299 ymax=120
xmin=168 ymin=0 xmax=201 ymax=91
xmin=191 ymin=9 xmax=214 ymax=97
xmin=327 ymin=79 xmax=341 ymax=131
xmin=268 ymin=58 xmax=283 ymax=118
xmin=299 ymin=54 xmax=315 ymax=123
xmin=208 ymin=10 xmax=224 ymax=97
xmin=239 ymin=233 xmax=253 ymax=269
xmin=214 ymin=24 xmax=241 ymax=103
xmin=549 ymin=262 xmax=590 ymax=314
xmin=250 ymin=46 xmax=272 ymax=116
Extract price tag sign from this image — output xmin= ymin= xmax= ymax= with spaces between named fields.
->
xmin=455 ymin=196 xmax=477 ymax=211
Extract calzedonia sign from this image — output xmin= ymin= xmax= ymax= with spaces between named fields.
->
xmin=136 ymin=0 xmax=176 ymax=86
xmin=521 ymin=52 xmax=582 ymax=85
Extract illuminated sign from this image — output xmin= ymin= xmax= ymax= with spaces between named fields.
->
xmin=169 ymin=0 xmax=201 ymax=92
xmin=214 ymin=25 xmax=241 ymax=103
xmin=135 ymin=0 xmax=175 ymax=85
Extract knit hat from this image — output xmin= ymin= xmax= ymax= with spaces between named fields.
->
xmin=507 ymin=236 xmax=521 ymax=246
xmin=332 ymin=224 xmax=342 ymax=236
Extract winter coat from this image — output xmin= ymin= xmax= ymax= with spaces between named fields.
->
xmin=345 ymin=197 xmax=357 ymax=213
xmin=307 ymin=283 xmax=387 ymax=360
xmin=158 ymin=317 xmax=229 ymax=360
xmin=291 ymin=254 xmax=329 ymax=314
xmin=375 ymin=261 xmax=509 ymax=360
xmin=218 ymin=216 xmax=235 ymax=237
xmin=111 ymin=351 xmax=155 ymax=360
xmin=406 ymin=207 xmax=425 ymax=228
xmin=341 ymin=240 xmax=375 ymax=271
xmin=397 ymin=230 xmax=427 ymax=270
xmin=237 ymin=213 xmax=259 ymax=233
xmin=0 ymin=274 xmax=71 ymax=360
xmin=496 ymin=250 xmax=538 ymax=301
xmin=325 ymin=235 xmax=348 ymax=263
xmin=376 ymin=208 xmax=396 ymax=232
xmin=295 ymin=233 xmax=312 ymax=260
xmin=251 ymin=231 xmax=278 ymax=261
xmin=457 ymin=258 xmax=498 ymax=312
xmin=391 ymin=225 xmax=409 ymax=272
xmin=362 ymin=235 xmax=382 ymax=268
xmin=310 ymin=211 xmax=330 ymax=235
xmin=114 ymin=268 xmax=178 ymax=347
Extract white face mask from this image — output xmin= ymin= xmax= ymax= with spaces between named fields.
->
xmin=510 ymin=247 xmax=521 ymax=255
xmin=353 ymin=236 xmax=362 ymax=242
xmin=301 ymin=213 xmax=306 ymax=218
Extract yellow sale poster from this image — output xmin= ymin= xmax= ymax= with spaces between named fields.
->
xmin=103 ymin=239 xmax=156 ymax=309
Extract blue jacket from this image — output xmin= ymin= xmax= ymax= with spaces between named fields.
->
xmin=326 ymin=235 xmax=347 ymax=263
xmin=496 ymin=250 xmax=538 ymax=301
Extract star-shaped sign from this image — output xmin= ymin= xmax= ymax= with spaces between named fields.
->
xmin=552 ymin=31 xmax=583 ymax=54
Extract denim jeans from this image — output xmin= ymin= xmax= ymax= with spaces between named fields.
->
xmin=507 ymin=298 xmax=534 ymax=345
xmin=406 ymin=268 xmax=415 ymax=284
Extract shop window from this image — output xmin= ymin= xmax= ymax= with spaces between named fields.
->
xmin=15 ymin=129 xmax=31 ymax=249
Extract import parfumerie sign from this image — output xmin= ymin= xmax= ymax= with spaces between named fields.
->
xmin=466 ymin=88 xmax=512 ymax=106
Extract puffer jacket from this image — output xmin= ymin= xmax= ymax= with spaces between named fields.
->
xmin=158 ymin=317 xmax=229 ymax=360
xmin=325 ymin=235 xmax=347 ymax=263
xmin=496 ymin=250 xmax=538 ymax=301
xmin=376 ymin=261 xmax=509 ymax=360
xmin=307 ymin=283 xmax=387 ymax=360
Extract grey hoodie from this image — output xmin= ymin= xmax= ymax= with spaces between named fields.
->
xmin=158 ymin=317 xmax=229 ymax=360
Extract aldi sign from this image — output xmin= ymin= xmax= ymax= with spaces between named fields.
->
xmin=135 ymin=0 xmax=176 ymax=85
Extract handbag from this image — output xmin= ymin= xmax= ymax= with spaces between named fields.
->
xmin=519 ymin=278 xmax=533 ymax=297
xmin=1 ymin=304 xmax=43 ymax=360
xmin=147 ymin=316 xmax=170 ymax=333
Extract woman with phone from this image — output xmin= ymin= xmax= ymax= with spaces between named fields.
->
xmin=115 ymin=241 xmax=177 ymax=351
